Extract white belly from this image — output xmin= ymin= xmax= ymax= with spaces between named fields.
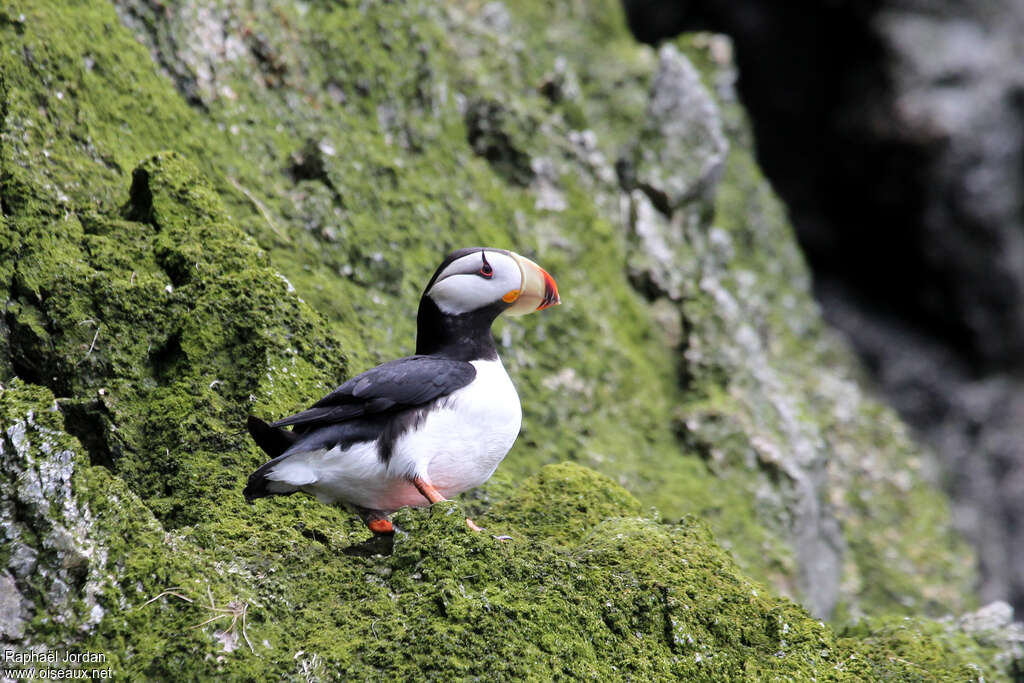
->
xmin=388 ymin=358 xmax=522 ymax=497
xmin=264 ymin=359 xmax=522 ymax=511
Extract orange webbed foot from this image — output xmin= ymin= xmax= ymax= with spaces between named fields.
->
xmin=367 ymin=519 xmax=394 ymax=535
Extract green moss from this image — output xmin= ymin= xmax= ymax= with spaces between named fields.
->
xmin=1 ymin=380 xmax=1014 ymax=679
xmin=485 ymin=462 xmax=645 ymax=545
xmin=3 ymin=144 xmax=344 ymax=528
xmin=838 ymin=616 xmax=1008 ymax=681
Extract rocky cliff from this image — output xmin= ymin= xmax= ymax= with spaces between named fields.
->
xmin=622 ymin=0 xmax=1024 ymax=613
xmin=1 ymin=0 xmax=1021 ymax=679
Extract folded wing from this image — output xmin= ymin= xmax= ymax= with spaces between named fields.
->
xmin=244 ymin=355 xmax=477 ymax=501
xmin=270 ymin=355 xmax=477 ymax=430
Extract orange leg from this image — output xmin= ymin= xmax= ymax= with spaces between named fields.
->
xmin=412 ymin=477 xmax=446 ymax=504
xmin=411 ymin=476 xmax=484 ymax=532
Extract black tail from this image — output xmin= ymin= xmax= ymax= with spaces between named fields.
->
xmin=247 ymin=415 xmax=296 ymax=458
xmin=244 ymin=416 xmax=298 ymax=502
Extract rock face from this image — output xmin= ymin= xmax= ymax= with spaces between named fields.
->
xmin=621 ymin=0 xmax=1024 ymax=612
xmin=847 ymin=1 xmax=1024 ymax=614
xmin=0 ymin=0 xmax=1020 ymax=678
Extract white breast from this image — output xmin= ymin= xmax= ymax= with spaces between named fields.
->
xmin=264 ymin=358 xmax=522 ymax=512
xmin=388 ymin=358 xmax=522 ymax=497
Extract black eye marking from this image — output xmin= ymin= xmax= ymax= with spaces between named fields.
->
xmin=479 ymin=251 xmax=493 ymax=279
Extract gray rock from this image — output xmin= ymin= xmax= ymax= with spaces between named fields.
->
xmin=622 ymin=44 xmax=728 ymax=215
xmin=0 ymin=409 xmax=107 ymax=637
xmin=625 ymin=190 xmax=688 ymax=301
xmin=0 ymin=572 xmax=27 ymax=641
xmin=7 ymin=542 xmax=38 ymax=579
xmin=615 ymin=40 xmax=963 ymax=619
xmin=953 ymin=601 xmax=1024 ymax=671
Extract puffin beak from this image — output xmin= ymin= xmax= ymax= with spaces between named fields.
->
xmin=505 ymin=253 xmax=561 ymax=316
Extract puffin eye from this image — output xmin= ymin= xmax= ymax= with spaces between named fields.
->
xmin=479 ymin=253 xmax=493 ymax=279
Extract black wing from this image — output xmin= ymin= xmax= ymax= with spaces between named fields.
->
xmin=269 ymin=355 xmax=477 ymax=430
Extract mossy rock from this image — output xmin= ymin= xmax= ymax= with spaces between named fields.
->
xmin=1 ymin=381 xmax=1013 ymax=679
xmin=484 ymin=461 xmax=646 ymax=545
xmin=1 ymin=0 xmax=1021 ymax=679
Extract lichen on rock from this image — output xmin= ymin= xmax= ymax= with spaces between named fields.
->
xmin=620 ymin=44 xmax=729 ymax=215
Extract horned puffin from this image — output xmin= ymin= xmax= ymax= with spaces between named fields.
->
xmin=244 ymin=247 xmax=560 ymax=536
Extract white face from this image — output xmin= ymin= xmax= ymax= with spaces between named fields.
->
xmin=427 ymin=250 xmax=524 ymax=316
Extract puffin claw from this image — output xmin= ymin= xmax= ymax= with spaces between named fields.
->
xmin=465 ymin=517 xmax=484 ymax=532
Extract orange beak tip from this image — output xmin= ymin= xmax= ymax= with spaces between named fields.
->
xmin=539 ymin=272 xmax=560 ymax=311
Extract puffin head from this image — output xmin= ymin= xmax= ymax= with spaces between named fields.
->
xmin=424 ymin=247 xmax=560 ymax=318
